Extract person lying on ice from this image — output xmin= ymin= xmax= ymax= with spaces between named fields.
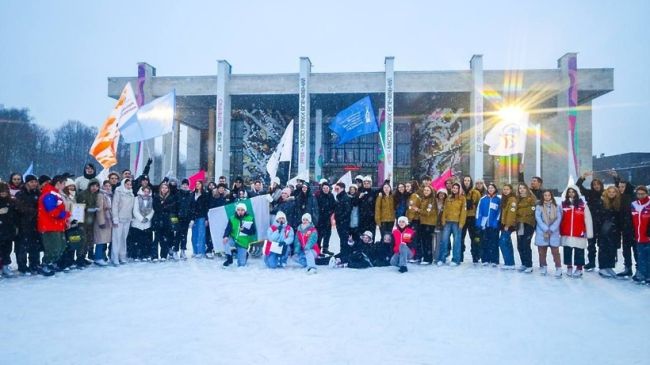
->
xmin=222 ymin=203 xmax=256 ymax=267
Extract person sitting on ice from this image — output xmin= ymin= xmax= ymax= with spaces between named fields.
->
xmin=367 ymin=233 xmax=393 ymax=267
xmin=391 ymin=216 xmax=415 ymax=273
xmin=222 ymin=203 xmax=257 ymax=267
xmin=346 ymin=231 xmax=375 ymax=269
xmin=264 ymin=211 xmax=295 ymax=269
xmin=293 ymin=213 xmax=319 ymax=274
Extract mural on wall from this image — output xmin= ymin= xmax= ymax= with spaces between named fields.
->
xmin=412 ymin=108 xmax=464 ymax=179
xmin=232 ymin=108 xmax=292 ymax=179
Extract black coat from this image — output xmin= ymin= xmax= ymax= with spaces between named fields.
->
xmin=295 ymin=187 xmax=319 ymax=223
xmin=0 ymin=197 xmax=17 ymax=241
xmin=153 ymin=193 xmax=179 ymax=231
xmin=177 ymin=190 xmax=194 ymax=221
xmin=14 ymin=187 xmax=39 ymax=235
xmin=189 ymin=191 xmax=209 ymax=220
xmin=576 ymin=177 xmax=605 ymax=226
xmin=358 ymin=187 xmax=378 ymax=225
xmin=316 ymin=190 xmax=335 ymax=227
xmin=334 ymin=192 xmax=352 ymax=228
xmin=272 ymin=197 xmax=299 ymax=228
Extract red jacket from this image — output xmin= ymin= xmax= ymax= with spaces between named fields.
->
xmin=392 ymin=226 xmax=415 ymax=254
xmin=37 ymin=184 xmax=70 ymax=233
xmin=631 ymin=198 xmax=650 ymax=243
xmin=560 ymin=201 xmax=589 ymax=238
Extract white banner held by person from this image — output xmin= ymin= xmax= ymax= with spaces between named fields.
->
xmin=266 ymin=120 xmax=294 ymax=182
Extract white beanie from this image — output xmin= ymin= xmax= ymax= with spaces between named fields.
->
xmin=363 ymin=175 xmax=372 ymax=183
xmin=236 ymin=203 xmax=247 ymax=212
xmin=301 ymin=213 xmax=312 ymax=223
xmin=397 ymin=216 xmax=409 ymax=225
xmin=319 ymin=178 xmax=328 ymax=185
xmin=362 ymin=231 xmax=374 ymax=239
xmin=64 ymin=179 xmax=76 ymax=188
xmin=437 ymin=188 xmax=448 ymax=196
xmin=272 ymin=177 xmax=281 ymax=185
xmin=355 ymin=175 xmax=364 ymax=181
xmin=275 ymin=211 xmax=287 ymax=222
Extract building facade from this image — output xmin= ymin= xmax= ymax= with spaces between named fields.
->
xmin=107 ymin=54 xmax=613 ymax=190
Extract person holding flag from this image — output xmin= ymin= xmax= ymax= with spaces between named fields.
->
xmin=222 ymin=203 xmax=257 ymax=267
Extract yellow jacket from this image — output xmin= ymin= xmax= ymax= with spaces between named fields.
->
xmin=516 ymin=195 xmax=537 ymax=227
xmin=375 ymin=193 xmax=395 ymax=225
xmin=464 ymin=189 xmax=482 ymax=217
xmin=500 ymin=195 xmax=517 ymax=229
xmin=442 ymin=196 xmax=467 ymax=228
xmin=418 ymin=195 xmax=438 ymax=226
xmin=406 ymin=193 xmax=421 ymax=222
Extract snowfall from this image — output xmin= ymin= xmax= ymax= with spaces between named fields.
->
xmin=2 ymin=228 xmax=649 ymax=365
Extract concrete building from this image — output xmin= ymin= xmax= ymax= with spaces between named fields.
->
xmin=593 ymin=153 xmax=650 ymax=187
xmin=108 ymin=54 xmax=613 ymax=190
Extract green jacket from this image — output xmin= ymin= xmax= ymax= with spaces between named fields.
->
xmin=225 ymin=213 xmax=256 ymax=248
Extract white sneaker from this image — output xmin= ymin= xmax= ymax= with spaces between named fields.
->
xmin=206 ymin=252 xmax=214 ymax=259
xmin=450 ymin=262 xmax=459 ymax=267
xmin=2 ymin=266 xmax=16 ymax=278
xmin=134 ymin=258 xmax=141 ymax=263
xmin=436 ymin=261 xmax=444 ymax=267
xmin=573 ymin=269 xmax=583 ymax=278
xmin=420 ymin=261 xmax=431 ymax=265
xmin=94 ymin=259 xmax=108 ymax=266
xmin=554 ymin=268 xmax=563 ymax=278
xmin=172 ymin=251 xmax=180 ymax=260
xmin=517 ymin=265 xmax=527 ymax=272
xmin=408 ymin=259 xmax=418 ymax=263
xmin=482 ymin=262 xmax=490 ymax=267
xmin=566 ymin=267 xmax=573 ymax=277
xmin=523 ymin=267 xmax=533 ymax=273
xmin=180 ymin=250 xmax=187 ymax=260
xmin=539 ymin=266 xmax=548 ymax=276
xmin=152 ymin=258 xmax=159 ymax=263
xmin=501 ymin=265 xmax=515 ymax=270
xmin=160 ymin=257 xmax=167 ymax=262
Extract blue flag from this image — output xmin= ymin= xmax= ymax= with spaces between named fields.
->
xmin=329 ymin=96 xmax=378 ymax=145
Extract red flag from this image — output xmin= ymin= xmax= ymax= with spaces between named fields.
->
xmin=431 ymin=169 xmax=453 ymax=192
xmin=188 ymin=170 xmax=206 ymax=190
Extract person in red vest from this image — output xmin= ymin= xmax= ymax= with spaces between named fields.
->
xmin=631 ymin=185 xmax=650 ymax=284
xmin=37 ymin=175 xmax=71 ymax=276
xmin=559 ymin=185 xmax=593 ymax=278
xmin=391 ymin=216 xmax=415 ymax=273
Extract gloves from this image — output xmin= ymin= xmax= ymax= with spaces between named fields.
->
xmin=70 ymin=219 xmax=78 ymax=226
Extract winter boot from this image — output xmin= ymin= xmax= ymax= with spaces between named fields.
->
xmin=38 ymin=264 xmax=55 ymax=277
xmin=180 ymin=250 xmax=187 ymax=260
xmin=554 ymin=267 xmax=563 ymax=278
xmin=398 ymin=266 xmax=408 ymax=273
xmin=206 ymin=251 xmax=214 ymax=259
xmin=223 ymin=255 xmax=233 ymax=267
xmin=539 ymin=266 xmax=548 ymax=276
xmin=616 ymin=266 xmax=633 ymax=278
xmin=584 ymin=262 xmax=596 ymax=272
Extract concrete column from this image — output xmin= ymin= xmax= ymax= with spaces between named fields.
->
xmin=314 ymin=109 xmax=323 ymax=181
xmin=384 ymin=57 xmax=395 ymax=186
xmin=298 ymin=57 xmax=311 ymax=179
xmin=215 ymin=60 xmax=232 ymax=181
xmin=469 ymin=55 xmax=484 ymax=180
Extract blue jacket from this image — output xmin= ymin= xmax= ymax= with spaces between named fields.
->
xmin=534 ymin=202 xmax=562 ymax=246
xmin=475 ymin=195 xmax=501 ymax=229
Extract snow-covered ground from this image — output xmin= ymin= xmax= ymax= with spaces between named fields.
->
xmin=2 ymin=230 xmax=649 ymax=365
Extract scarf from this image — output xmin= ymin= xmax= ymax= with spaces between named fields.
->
xmin=541 ymin=201 xmax=557 ymax=226
xmin=138 ymin=195 xmax=153 ymax=216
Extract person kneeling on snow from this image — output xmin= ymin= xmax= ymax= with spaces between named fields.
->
xmin=265 ymin=211 xmax=295 ymax=269
xmin=222 ymin=203 xmax=256 ymax=267
xmin=391 ymin=216 xmax=415 ymax=273
xmin=294 ymin=213 xmax=319 ymax=274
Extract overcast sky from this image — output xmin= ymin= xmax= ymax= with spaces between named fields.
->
xmin=1 ymin=0 xmax=648 ymax=156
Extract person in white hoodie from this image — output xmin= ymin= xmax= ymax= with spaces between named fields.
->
xmin=131 ymin=185 xmax=154 ymax=261
xmin=559 ymin=184 xmax=594 ymax=278
xmin=111 ymin=178 xmax=135 ymax=265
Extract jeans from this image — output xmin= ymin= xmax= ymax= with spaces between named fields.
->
xmin=225 ymin=238 xmax=248 ymax=266
xmin=438 ymin=222 xmax=462 ymax=264
xmin=563 ymin=246 xmax=585 ymax=267
xmin=264 ymin=253 xmax=281 ymax=268
xmin=295 ymin=248 xmax=317 ymax=269
xmin=498 ymin=230 xmax=515 ymax=266
xmin=516 ymin=224 xmax=535 ymax=268
xmin=94 ymin=243 xmax=107 ymax=261
xmin=636 ymin=243 xmax=650 ymax=280
xmin=480 ymin=227 xmax=500 ymax=264
xmin=390 ymin=244 xmax=414 ymax=267
xmin=192 ymin=218 xmax=206 ymax=255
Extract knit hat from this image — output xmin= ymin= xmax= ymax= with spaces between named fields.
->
xmin=24 ymin=174 xmax=38 ymax=184
xmin=235 ymin=203 xmax=247 ymax=212
xmin=181 ymin=179 xmax=189 ymax=185
xmin=88 ymin=178 xmax=100 ymax=188
xmin=319 ymin=178 xmax=328 ymax=185
xmin=437 ymin=188 xmax=448 ymax=196
xmin=349 ymin=184 xmax=358 ymax=190
xmin=363 ymin=175 xmax=372 ymax=183
xmin=38 ymin=175 xmax=51 ymax=185
xmin=64 ymin=179 xmax=76 ymax=189
xmin=355 ymin=175 xmax=364 ymax=181
xmin=397 ymin=216 xmax=409 ymax=225
xmin=361 ymin=231 xmax=373 ymax=239
xmin=272 ymin=177 xmax=281 ymax=185
xmin=301 ymin=213 xmax=312 ymax=223
xmin=275 ymin=211 xmax=287 ymax=222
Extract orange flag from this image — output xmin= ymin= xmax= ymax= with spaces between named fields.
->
xmin=89 ymin=83 xmax=138 ymax=169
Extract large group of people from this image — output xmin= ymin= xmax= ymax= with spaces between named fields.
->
xmin=0 ymin=159 xmax=648 ymax=285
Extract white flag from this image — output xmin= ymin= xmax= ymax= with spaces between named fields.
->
xmin=484 ymin=112 xmax=529 ymax=156
xmin=22 ymin=162 xmax=33 ymax=180
xmin=119 ymin=90 xmax=176 ymax=143
xmin=266 ymin=120 xmax=294 ymax=181
xmin=336 ymin=171 xmax=353 ymax=189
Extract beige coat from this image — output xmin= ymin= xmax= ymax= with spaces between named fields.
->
xmin=94 ymin=190 xmax=113 ymax=244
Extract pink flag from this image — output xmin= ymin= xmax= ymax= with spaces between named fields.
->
xmin=431 ymin=169 xmax=453 ymax=191
xmin=188 ymin=170 xmax=206 ymax=189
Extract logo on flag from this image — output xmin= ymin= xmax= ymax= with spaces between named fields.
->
xmin=329 ymin=96 xmax=379 ymax=145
